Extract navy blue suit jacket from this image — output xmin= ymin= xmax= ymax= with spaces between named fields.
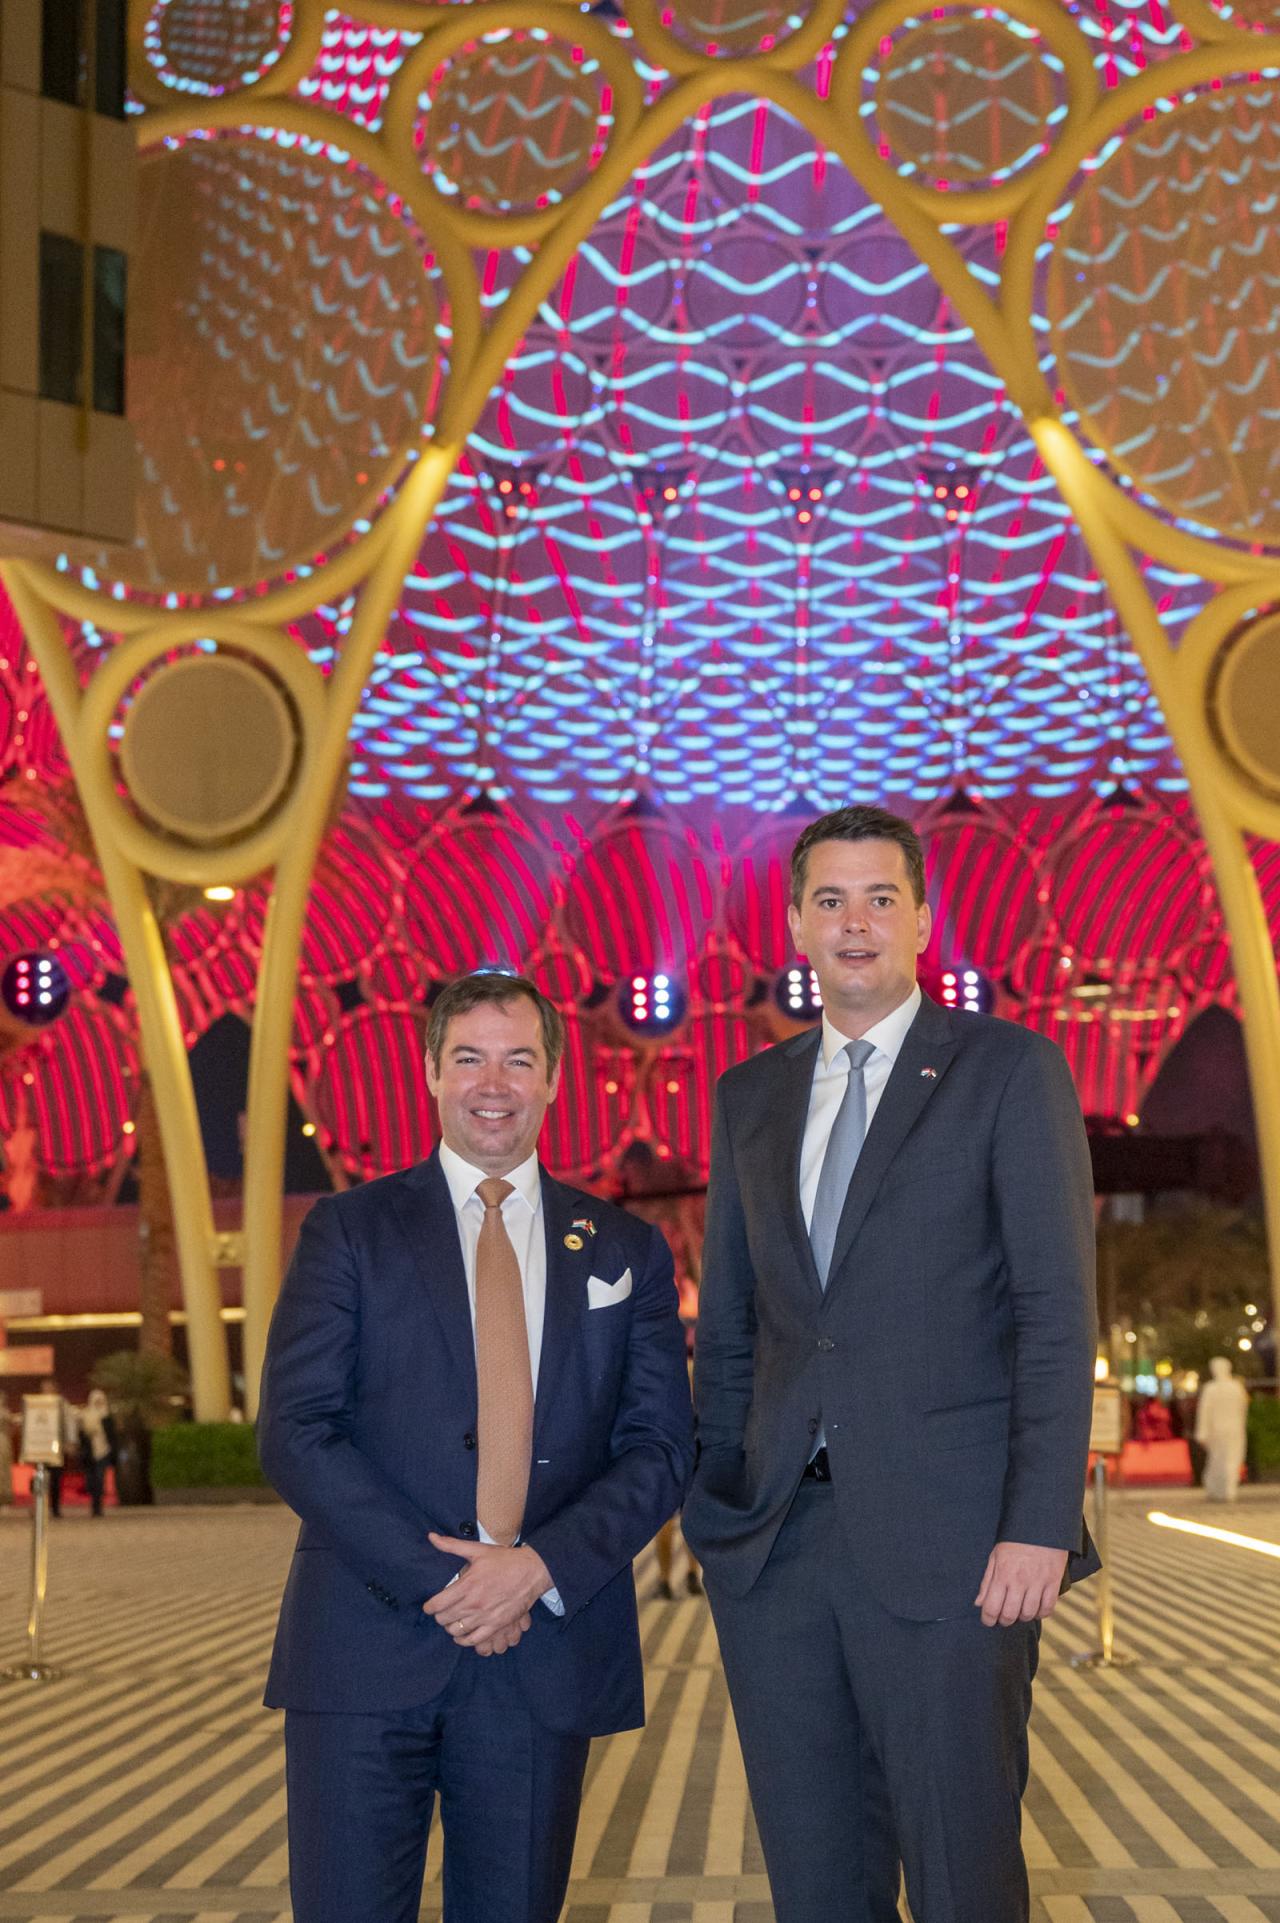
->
xmin=258 ymin=1153 xmax=694 ymax=1735
xmin=683 ymin=996 xmax=1100 ymax=1619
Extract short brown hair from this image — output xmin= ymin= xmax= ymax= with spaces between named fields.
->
xmin=426 ymin=971 xmax=565 ymax=1077
xmin=790 ymin=805 xmax=927 ymax=907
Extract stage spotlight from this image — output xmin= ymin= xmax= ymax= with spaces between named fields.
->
xmin=775 ymin=964 xmax=823 ymax=1022
xmin=2 ymin=952 xmax=71 ymax=1027
xmin=618 ymin=972 xmax=686 ymax=1036
xmin=940 ymin=965 xmax=993 ymax=1015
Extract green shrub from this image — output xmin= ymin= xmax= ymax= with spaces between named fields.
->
xmin=151 ymin=1423 xmax=269 ymax=1489
xmin=1247 ymin=1397 xmax=1280 ymax=1481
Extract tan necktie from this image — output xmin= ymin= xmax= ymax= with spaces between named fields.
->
xmin=474 ymin=1176 xmax=533 ymax=1547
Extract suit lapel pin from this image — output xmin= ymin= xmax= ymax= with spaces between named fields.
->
xmin=572 ymin=1215 xmax=596 ymax=1235
xmin=921 ymin=1065 xmax=938 ymax=1079
xmin=564 ymin=1232 xmax=585 ymax=1251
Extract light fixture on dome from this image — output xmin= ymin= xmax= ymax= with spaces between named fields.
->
xmin=2 ymin=953 xmax=71 ymax=1027
xmin=618 ymin=972 xmax=686 ymax=1036
xmin=775 ymin=964 xmax=822 ymax=1022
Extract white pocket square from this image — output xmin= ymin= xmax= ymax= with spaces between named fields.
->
xmin=587 ymin=1268 xmax=632 ymax=1309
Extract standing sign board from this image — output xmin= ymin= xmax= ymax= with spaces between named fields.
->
xmin=1089 ymin=1381 xmax=1124 ymax=1457
xmin=19 ymin=1395 xmax=66 ymax=1467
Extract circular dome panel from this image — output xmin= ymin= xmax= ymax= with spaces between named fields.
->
xmin=120 ymin=654 xmax=300 ymax=846
xmin=144 ymin=0 xmax=291 ymax=96
xmin=416 ymin=30 xmax=614 ymax=216
xmin=123 ymin=135 xmax=440 ymax=596
xmin=655 ymin=0 xmax=814 ymax=57
xmin=1209 ymin=613 xmax=1280 ymax=801
xmin=1049 ymin=83 xmax=1280 ymax=546
xmin=873 ymin=11 xmax=1067 ymax=191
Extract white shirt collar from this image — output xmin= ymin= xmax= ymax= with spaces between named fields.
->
xmin=438 ymin=1142 xmax=541 ymax=1213
xmin=821 ymin=982 xmax=922 ymax=1071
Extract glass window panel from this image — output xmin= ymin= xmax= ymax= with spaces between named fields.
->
xmin=93 ymin=245 xmax=126 ymax=416
xmin=42 ymin=0 xmax=84 ymax=106
xmin=94 ymin=0 xmax=126 ymax=118
xmin=39 ymin=231 xmax=85 ymax=407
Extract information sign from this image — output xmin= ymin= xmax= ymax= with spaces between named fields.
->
xmin=19 ymin=1395 xmax=66 ymax=1467
xmin=1089 ymin=1381 xmax=1125 ymax=1457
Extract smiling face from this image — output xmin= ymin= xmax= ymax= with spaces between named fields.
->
xmin=787 ymin=837 xmax=932 ymax=1037
xmin=426 ymin=996 xmax=561 ymax=1176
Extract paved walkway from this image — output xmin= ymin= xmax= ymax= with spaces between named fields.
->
xmin=2 ymin=1486 xmax=1280 ymax=1921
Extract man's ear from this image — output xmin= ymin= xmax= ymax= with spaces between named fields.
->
xmin=547 ymin=1059 xmax=563 ymax=1106
xmin=915 ymin=899 xmax=933 ymax=954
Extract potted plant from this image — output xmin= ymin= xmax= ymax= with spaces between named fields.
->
xmin=90 ymin=1351 xmax=189 ymax=1506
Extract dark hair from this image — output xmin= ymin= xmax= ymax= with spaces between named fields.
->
xmin=426 ymin=972 xmax=565 ymax=1077
xmin=790 ymin=805 xmax=927 ymax=907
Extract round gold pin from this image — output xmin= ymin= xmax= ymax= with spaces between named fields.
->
xmin=564 ymin=1232 xmax=584 ymax=1251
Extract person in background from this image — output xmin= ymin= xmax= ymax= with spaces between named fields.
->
xmin=654 ymin=1317 xmax=700 ymax=1600
xmin=79 ymin=1389 xmax=118 ymax=1518
xmin=1196 ymin=1356 xmax=1250 ymax=1501
xmin=1132 ymin=1395 xmax=1174 ymax=1444
xmin=614 ymin=1140 xmax=703 ymax=1601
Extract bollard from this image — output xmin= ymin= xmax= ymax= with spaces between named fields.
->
xmin=1 ymin=1462 xmax=62 ymax=1684
xmin=1070 ymin=1457 xmax=1136 ymax=1671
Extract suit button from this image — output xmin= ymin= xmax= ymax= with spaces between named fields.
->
xmin=459 ymin=1521 xmax=478 ymax=1540
xmin=817 ymin=1337 xmax=835 ymax=1352
xmin=463 ymin=1433 xmax=476 ymax=1450
xmin=808 ymin=1417 xmax=819 ymax=1434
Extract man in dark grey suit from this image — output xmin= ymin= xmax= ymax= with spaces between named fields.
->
xmin=682 ymin=804 xmax=1099 ymax=1923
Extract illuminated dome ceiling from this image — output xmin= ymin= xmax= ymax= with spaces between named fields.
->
xmin=1 ymin=0 xmax=1276 ymax=1197
xmin=147 ymin=6 xmax=1208 ymax=812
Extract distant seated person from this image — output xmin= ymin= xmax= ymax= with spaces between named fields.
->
xmin=1132 ymin=1395 xmax=1175 ymax=1444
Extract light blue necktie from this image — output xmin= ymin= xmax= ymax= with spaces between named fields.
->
xmin=808 ymin=1038 xmax=876 ymax=1290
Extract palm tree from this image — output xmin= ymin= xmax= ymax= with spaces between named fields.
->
xmin=1098 ymin=1204 xmax=1271 ymax=1377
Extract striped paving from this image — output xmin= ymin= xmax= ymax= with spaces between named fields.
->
xmin=2 ymin=1488 xmax=1280 ymax=1921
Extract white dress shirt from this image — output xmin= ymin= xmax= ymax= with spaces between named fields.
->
xmin=438 ymin=1141 xmax=563 ymax=1612
xmin=799 ymin=982 xmax=923 ymax=1232
xmin=799 ymin=984 xmax=921 ymax=1456
xmin=439 ymin=1142 xmax=546 ymax=1387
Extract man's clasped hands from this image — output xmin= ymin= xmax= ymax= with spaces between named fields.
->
xmin=422 ymin=1533 xmax=555 ymax=1656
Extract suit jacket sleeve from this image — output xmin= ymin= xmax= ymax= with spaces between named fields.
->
xmin=257 ymin=1195 xmax=460 ymax=1608
xmin=522 ymin=1221 xmax=693 ymax=1621
xmin=691 ymin=1077 xmax=757 ymax=1465
xmin=992 ymin=1037 xmax=1098 ymax=1551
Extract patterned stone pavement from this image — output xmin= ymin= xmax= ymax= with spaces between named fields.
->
xmin=2 ymin=1485 xmax=1280 ymax=1922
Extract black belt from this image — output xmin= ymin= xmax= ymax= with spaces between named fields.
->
xmin=802 ymin=1446 xmax=831 ymax=1482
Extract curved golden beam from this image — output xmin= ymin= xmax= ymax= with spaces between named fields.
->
xmin=0 ymin=561 xmax=231 ymax=1418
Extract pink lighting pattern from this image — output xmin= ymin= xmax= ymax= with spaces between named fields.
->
xmin=4 ymin=0 xmax=1273 ymax=1195
xmin=0 ymin=598 xmax=1267 ymax=1194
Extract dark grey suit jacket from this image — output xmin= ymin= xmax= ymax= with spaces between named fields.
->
xmin=682 ymin=993 xmax=1101 ymax=1620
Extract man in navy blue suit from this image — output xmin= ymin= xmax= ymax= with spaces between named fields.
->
xmin=258 ymin=970 xmax=694 ymax=1923
xmin=683 ymin=805 xmax=1098 ymax=1923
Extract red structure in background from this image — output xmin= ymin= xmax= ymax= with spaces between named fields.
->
xmin=0 ymin=607 xmax=1256 ymax=1196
